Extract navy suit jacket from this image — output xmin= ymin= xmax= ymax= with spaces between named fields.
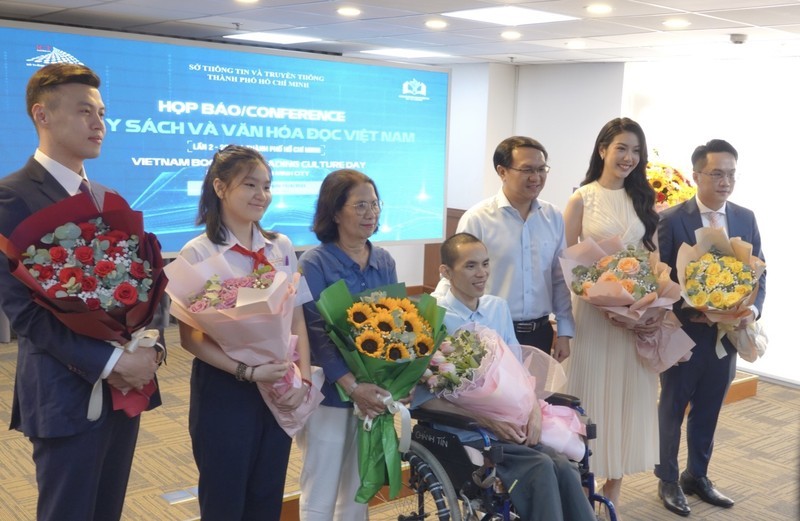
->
xmin=0 ymin=157 xmax=161 ymax=438
xmin=658 ymin=197 xmax=766 ymax=348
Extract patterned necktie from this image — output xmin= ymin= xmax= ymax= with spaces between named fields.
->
xmin=708 ymin=211 xmax=724 ymax=229
xmin=230 ymin=243 xmax=273 ymax=270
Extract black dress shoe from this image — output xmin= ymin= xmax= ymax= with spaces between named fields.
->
xmin=680 ymin=471 xmax=734 ymax=508
xmin=658 ymin=480 xmax=691 ymax=516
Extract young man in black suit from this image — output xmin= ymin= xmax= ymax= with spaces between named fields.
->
xmin=0 ymin=63 xmax=162 ymax=521
xmin=655 ymin=139 xmax=766 ymax=517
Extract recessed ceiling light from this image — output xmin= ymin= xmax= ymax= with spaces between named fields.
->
xmin=425 ymin=19 xmax=448 ymax=30
xmin=236 ymin=0 xmax=259 ymax=4
xmin=663 ymin=18 xmax=691 ymax=29
xmin=337 ymin=7 xmax=361 ymax=17
xmin=223 ymin=32 xmax=321 ymax=44
xmin=586 ymin=4 xmax=612 ymax=15
xmin=361 ymin=48 xmax=451 ymax=58
xmin=501 ymin=31 xmax=522 ymax=40
xmin=443 ymin=6 xmax=576 ymax=26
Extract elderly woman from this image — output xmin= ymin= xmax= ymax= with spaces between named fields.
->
xmin=296 ymin=169 xmax=398 ymax=521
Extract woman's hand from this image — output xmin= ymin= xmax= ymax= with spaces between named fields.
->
xmin=271 ymin=383 xmax=308 ymax=412
xmin=524 ymin=403 xmax=543 ymax=446
xmin=250 ymin=361 xmax=291 ymax=384
xmin=351 ymin=382 xmax=391 ymax=418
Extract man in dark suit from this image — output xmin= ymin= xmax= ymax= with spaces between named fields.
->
xmin=655 ymin=139 xmax=766 ymax=516
xmin=0 ymin=63 xmax=162 ymax=521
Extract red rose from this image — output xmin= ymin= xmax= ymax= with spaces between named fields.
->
xmin=105 ymin=246 xmax=124 ymax=258
xmin=78 ymin=222 xmax=97 ymax=241
xmin=86 ymin=298 xmax=101 ymax=310
xmin=106 ymin=230 xmax=130 ymax=242
xmin=130 ymin=262 xmax=147 ymax=280
xmin=81 ymin=276 xmax=98 ymax=292
xmin=49 ymin=246 xmax=68 ymax=264
xmin=32 ymin=264 xmax=55 ymax=281
xmin=94 ymin=260 xmax=116 ymax=277
xmin=58 ymin=266 xmax=84 ymax=285
xmin=46 ymin=284 xmax=66 ymax=298
xmin=113 ymin=282 xmax=139 ymax=306
xmin=74 ymin=246 xmax=95 ymax=265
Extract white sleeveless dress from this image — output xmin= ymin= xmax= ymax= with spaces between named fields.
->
xmin=565 ymin=181 xmax=658 ymax=479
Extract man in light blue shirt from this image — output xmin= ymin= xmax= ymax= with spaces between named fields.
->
xmin=418 ymin=233 xmax=594 ymax=521
xmin=434 ymin=136 xmax=573 ymax=361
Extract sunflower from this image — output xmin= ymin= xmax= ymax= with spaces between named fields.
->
xmin=413 ymin=335 xmax=434 ymax=357
xmin=355 ymin=330 xmax=385 ymax=358
xmin=401 ymin=312 xmax=425 ymax=334
xmin=384 ymin=342 xmax=410 ymax=361
xmin=395 ymin=298 xmax=418 ymax=314
xmin=376 ymin=296 xmax=404 ymax=312
xmin=370 ymin=310 xmax=396 ymax=334
xmin=347 ymin=302 xmax=374 ymax=327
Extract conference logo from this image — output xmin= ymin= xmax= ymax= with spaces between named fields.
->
xmin=26 ymin=45 xmax=83 ymax=67
xmin=399 ymin=79 xmax=429 ymax=102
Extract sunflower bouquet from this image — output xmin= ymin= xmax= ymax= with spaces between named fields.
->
xmin=316 ymin=280 xmax=445 ymax=503
xmin=676 ymin=228 xmax=767 ymax=361
xmin=646 ymin=157 xmax=696 ymax=211
xmin=561 ymin=236 xmax=694 ymax=372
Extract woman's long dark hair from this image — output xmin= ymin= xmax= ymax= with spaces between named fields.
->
xmin=196 ymin=144 xmax=276 ymax=245
xmin=581 ymin=117 xmax=659 ymax=251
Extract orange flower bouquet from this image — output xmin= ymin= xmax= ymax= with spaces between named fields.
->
xmin=676 ymin=227 xmax=767 ymax=362
xmin=560 ymin=236 xmax=694 ymax=372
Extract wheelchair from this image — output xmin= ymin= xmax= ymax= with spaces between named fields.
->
xmin=393 ymin=393 xmax=617 ymax=521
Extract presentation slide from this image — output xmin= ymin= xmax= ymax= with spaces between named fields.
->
xmin=0 ymin=22 xmax=449 ymax=253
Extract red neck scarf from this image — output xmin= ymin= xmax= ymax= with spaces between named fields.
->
xmin=230 ymin=243 xmax=273 ymax=271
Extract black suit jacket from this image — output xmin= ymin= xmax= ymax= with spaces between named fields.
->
xmin=0 ymin=157 xmax=161 ymax=438
xmin=658 ymin=197 xmax=766 ymax=347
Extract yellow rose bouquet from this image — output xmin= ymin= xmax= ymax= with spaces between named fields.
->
xmin=561 ymin=236 xmax=694 ymax=372
xmin=676 ymin=228 xmax=767 ymax=361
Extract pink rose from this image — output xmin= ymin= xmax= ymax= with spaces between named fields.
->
xmin=430 ymin=351 xmax=447 ymax=366
xmin=437 ymin=362 xmax=457 ymax=376
xmin=189 ymin=299 xmax=209 ymax=313
xmin=218 ymin=287 xmax=239 ymax=309
xmin=439 ymin=340 xmax=455 ymax=355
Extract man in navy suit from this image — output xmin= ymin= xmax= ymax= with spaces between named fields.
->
xmin=655 ymin=139 xmax=766 ymax=516
xmin=0 ymin=63 xmax=162 ymax=521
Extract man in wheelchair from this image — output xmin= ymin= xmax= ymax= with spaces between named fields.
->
xmin=412 ymin=233 xmax=597 ymax=521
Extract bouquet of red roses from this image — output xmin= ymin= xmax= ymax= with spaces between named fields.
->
xmin=0 ymin=191 xmax=167 ymax=419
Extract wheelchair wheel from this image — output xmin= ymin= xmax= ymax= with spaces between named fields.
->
xmin=371 ymin=440 xmax=462 ymax=521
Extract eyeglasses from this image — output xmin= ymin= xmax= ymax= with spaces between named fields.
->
xmin=698 ymin=170 xmax=738 ymax=182
xmin=348 ymin=200 xmax=383 ymax=215
xmin=507 ymin=165 xmax=551 ymax=176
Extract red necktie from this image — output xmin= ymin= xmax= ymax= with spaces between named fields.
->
xmin=230 ymin=243 xmax=274 ymax=270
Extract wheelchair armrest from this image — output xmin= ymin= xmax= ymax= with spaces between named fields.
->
xmin=411 ymin=407 xmax=481 ymax=431
xmin=545 ymin=392 xmax=581 ymax=408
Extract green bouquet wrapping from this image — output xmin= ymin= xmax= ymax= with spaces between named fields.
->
xmin=316 ymin=279 xmax=445 ymax=503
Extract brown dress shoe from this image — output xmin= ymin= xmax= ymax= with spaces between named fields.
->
xmin=658 ymin=480 xmax=690 ymax=516
xmin=680 ymin=471 xmax=734 ymax=508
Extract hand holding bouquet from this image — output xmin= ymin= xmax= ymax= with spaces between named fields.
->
xmin=561 ymin=236 xmax=694 ymax=372
xmin=165 ymin=253 xmax=323 ymax=436
xmin=316 ymin=280 xmax=445 ymax=503
xmin=677 ymin=227 xmax=767 ymax=361
xmin=423 ymin=324 xmax=586 ymax=461
xmin=0 ymin=191 xmax=167 ymax=419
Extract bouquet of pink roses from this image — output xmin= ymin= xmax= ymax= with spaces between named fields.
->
xmin=165 ymin=253 xmax=322 ymax=436
xmin=0 ymin=191 xmax=167 ymax=419
xmin=423 ymin=324 xmax=587 ymax=461
xmin=560 ymin=236 xmax=694 ymax=372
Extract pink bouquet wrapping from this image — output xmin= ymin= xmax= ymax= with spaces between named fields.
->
xmin=560 ymin=236 xmax=694 ymax=373
xmin=164 ymin=253 xmax=323 ymax=436
xmin=676 ymin=227 xmax=767 ymax=362
xmin=425 ymin=324 xmax=586 ymax=460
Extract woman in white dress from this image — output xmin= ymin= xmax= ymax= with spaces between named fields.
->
xmin=563 ymin=117 xmax=660 ymax=514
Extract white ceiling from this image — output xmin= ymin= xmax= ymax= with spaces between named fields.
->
xmin=1 ymin=0 xmax=800 ymax=65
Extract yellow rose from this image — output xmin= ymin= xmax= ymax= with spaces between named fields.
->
xmin=699 ymin=253 xmax=716 ymax=263
xmin=723 ymin=291 xmax=743 ymax=308
xmin=709 ymin=290 xmax=725 ymax=308
xmin=690 ymin=291 xmax=708 ymax=307
xmin=685 ymin=279 xmax=702 ymax=293
xmin=718 ymin=270 xmax=734 ymax=286
xmin=706 ymin=262 xmax=722 ymax=276
xmin=704 ymin=273 xmax=721 ymax=290
xmin=739 ymin=271 xmax=753 ymax=282
xmin=734 ymin=284 xmax=752 ymax=296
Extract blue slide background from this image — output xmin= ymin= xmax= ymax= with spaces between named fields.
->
xmin=0 ymin=23 xmax=448 ymax=253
